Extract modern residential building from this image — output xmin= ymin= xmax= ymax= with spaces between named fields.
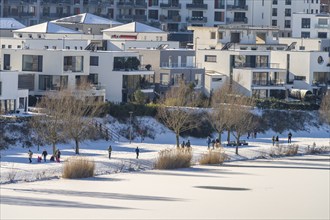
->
xmin=0 ymin=0 xmax=321 ymax=35
xmin=131 ymin=47 xmax=205 ymax=94
xmin=321 ymin=0 xmax=330 ymax=13
xmin=292 ymin=13 xmax=330 ymax=39
xmin=190 ymin=25 xmax=330 ymax=98
xmin=0 ymin=71 xmax=29 ymax=114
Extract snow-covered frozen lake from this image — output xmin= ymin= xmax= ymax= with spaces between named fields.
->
xmin=1 ymin=154 xmax=329 ymax=220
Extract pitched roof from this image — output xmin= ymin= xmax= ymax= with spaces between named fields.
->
xmin=13 ymin=22 xmax=81 ymax=34
xmin=0 ymin=18 xmax=25 ymax=30
xmin=102 ymin=22 xmax=164 ymax=33
xmin=52 ymin=13 xmax=122 ymax=25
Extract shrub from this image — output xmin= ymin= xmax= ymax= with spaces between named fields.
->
xmin=62 ymin=157 xmax=95 ymax=179
xmin=154 ymin=148 xmax=192 ymax=169
xmin=199 ymin=149 xmax=228 ymax=165
xmin=270 ymin=144 xmax=299 ymax=157
xmin=305 ymin=143 xmax=330 ymax=154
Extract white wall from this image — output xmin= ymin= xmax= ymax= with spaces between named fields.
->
xmin=0 ymin=71 xmax=18 ymax=100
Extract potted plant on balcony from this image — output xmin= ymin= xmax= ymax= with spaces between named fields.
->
xmin=145 ymin=64 xmax=152 ymax=70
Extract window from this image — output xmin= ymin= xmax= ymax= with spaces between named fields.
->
xmin=63 ymin=56 xmax=84 ymax=72
xmin=204 ymin=55 xmax=216 ymax=62
xmin=318 ymin=32 xmax=327 ymax=38
xmin=214 ymin=0 xmax=225 ymax=9
xmin=316 ymin=9 xmax=318 ymax=13
xmin=90 ymin=56 xmax=99 ymax=66
xmin=210 ymin=32 xmax=216 ymax=39
xmin=4 ymin=54 xmax=10 ymax=70
xmin=214 ymin=11 xmax=224 ymax=22
xmin=22 ymin=55 xmax=43 ymax=72
xmin=272 ymin=0 xmax=278 ymax=4
xmin=301 ymin=32 xmax=310 ymax=38
xmin=272 ymin=8 xmax=277 ymax=16
xmin=285 ymin=8 xmax=291 ymax=16
xmin=318 ymin=18 xmax=328 ymax=26
xmin=0 ymin=81 xmax=2 ymax=96
xmin=299 ymin=46 xmax=305 ymax=50
xmin=88 ymin=73 xmax=98 ymax=85
xmin=285 ymin=20 xmax=291 ymax=28
xmin=160 ymin=73 xmax=169 ymax=85
xmin=8 ymin=45 xmax=12 ymax=49
xmin=311 ymin=9 xmax=313 ymax=14
xmin=218 ymin=32 xmax=224 ymax=39
xmin=285 ymin=0 xmax=291 ymax=5
xmin=1 ymin=45 xmax=5 ymax=48
xmin=301 ymin=18 xmax=311 ymax=28
xmin=272 ymin=20 xmax=277 ymax=26
xmin=148 ymin=10 xmax=158 ymax=20
xmin=212 ymin=78 xmax=222 ymax=82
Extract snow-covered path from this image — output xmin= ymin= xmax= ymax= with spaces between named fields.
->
xmin=1 ymin=154 xmax=329 ymax=220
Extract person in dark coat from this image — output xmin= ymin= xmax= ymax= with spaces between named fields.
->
xmin=181 ymin=141 xmax=185 ymax=149
xmin=272 ymin=136 xmax=275 ymax=146
xmin=186 ymin=140 xmax=191 ymax=148
xmin=28 ymin=150 xmax=33 ymax=163
xmin=42 ymin=149 xmax=48 ymax=162
xmin=135 ymin=147 xmax=140 ymax=159
xmin=108 ymin=145 xmax=112 ymax=159
xmin=275 ymin=136 xmax=279 ymax=146
xmin=207 ymin=136 xmax=211 ymax=149
xmin=288 ymin=132 xmax=292 ymax=143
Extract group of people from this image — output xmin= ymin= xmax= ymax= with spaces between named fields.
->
xmin=207 ymin=136 xmax=222 ymax=149
xmin=181 ymin=140 xmax=191 ymax=149
xmin=272 ymin=132 xmax=293 ymax=146
xmin=108 ymin=145 xmax=140 ymax=159
xmin=28 ymin=149 xmax=61 ymax=163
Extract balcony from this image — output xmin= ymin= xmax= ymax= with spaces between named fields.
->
xmin=160 ymin=62 xmax=200 ymax=68
xmin=235 ymin=63 xmax=281 ymax=69
xmin=117 ymin=2 xmax=147 ymax=8
xmin=160 ymin=15 xmax=181 ymax=22
xmin=116 ymin=14 xmax=147 ymax=21
xmin=226 ymin=17 xmax=248 ymax=24
xmin=227 ymin=4 xmax=248 ymax=10
xmin=186 ymin=16 xmax=207 ymax=23
xmin=186 ymin=3 xmax=208 ymax=10
xmin=315 ymin=24 xmax=330 ymax=29
xmin=160 ymin=3 xmax=181 ymax=9
xmin=252 ymin=79 xmax=285 ymax=87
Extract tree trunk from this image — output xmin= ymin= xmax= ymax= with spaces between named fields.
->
xmin=52 ymin=143 xmax=56 ymax=156
xmin=75 ymin=139 xmax=79 ymax=154
xmin=227 ymin=129 xmax=231 ymax=143
xmin=235 ymin=135 xmax=240 ymax=155
xmin=218 ymin=132 xmax=222 ymax=144
xmin=176 ymin=133 xmax=180 ymax=148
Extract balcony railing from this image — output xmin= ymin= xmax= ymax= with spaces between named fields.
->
xmin=227 ymin=4 xmax=248 ymax=10
xmin=117 ymin=14 xmax=147 ymax=21
xmin=315 ymin=24 xmax=330 ymax=29
xmin=117 ymin=2 xmax=147 ymax=8
xmin=252 ymin=80 xmax=285 ymax=86
xmin=186 ymin=3 xmax=208 ymax=10
xmin=160 ymin=3 xmax=181 ymax=9
xmin=226 ymin=17 xmax=248 ymax=24
xmin=160 ymin=15 xmax=181 ymax=22
xmin=235 ymin=63 xmax=281 ymax=68
xmin=160 ymin=62 xmax=200 ymax=68
xmin=186 ymin=16 xmax=207 ymax=23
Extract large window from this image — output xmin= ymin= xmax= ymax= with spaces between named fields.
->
xmin=88 ymin=73 xmax=98 ymax=85
xmin=301 ymin=32 xmax=310 ymax=38
xmin=272 ymin=0 xmax=278 ymax=4
xmin=285 ymin=20 xmax=291 ymax=28
xmin=63 ymin=56 xmax=84 ymax=72
xmin=90 ymin=56 xmax=99 ymax=66
xmin=285 ymin=8 xmax=291 ymax=16
xmin=4 ymin=54 xmax=10 ymax=70
xmin=301 ymin=18 xmax=311 ymax=28
xmin=148 ymin=10 xmax=158 ymax=20
xmin=272 ymin=8 xmax=277 ymax=16
xmin=113 ymin=57 xmax=140 ymax=70
xmin=285 ymin=0 xmax=291 ymax=5
xmin=318 ymin=32 xmax=327 ymax=38
xmin=214 ymin=0 xmax=225 ymax=9
xmin=204 ymin=55 xmax=217 ymax=62
xmin=272 ymin=20 xmax=277 ymax=26
xmin=22 ymin=55 xmax=43 ymax=72
xmin=214 ymin=11 xmax=224 ymax=22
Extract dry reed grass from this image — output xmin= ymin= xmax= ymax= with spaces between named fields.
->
xmin=154 ymin=148 xmax=192 ymax=169
xmin=199 ymin=149 xmax=227 ymax=165
xmin=62 ymin=157 xmax=95 ymax=179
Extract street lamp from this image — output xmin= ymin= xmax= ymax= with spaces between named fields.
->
xmin=129 ymin=111 xmax=133 ymax=144
xmin=194 ymin=37 xmax=199 ymax=68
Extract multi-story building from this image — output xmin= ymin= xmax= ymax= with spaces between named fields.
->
xmin=190 ymin=25 xmax=330 ymax=99
xmin=0 ymin=0 xmax=321 ymax=35
xmin=292 ymin=12 xmax=330 ymax=39
xmin=321 ymin=0 xmax=330 ymax=13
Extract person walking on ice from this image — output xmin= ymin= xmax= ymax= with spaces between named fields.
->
xmin=28 ymin=150 xmax=33 ymax=163
xmin=42 ymin=149 xmax=48 ymax=162
xmin=288 ymin=132 xmax=292 ymax=144
xmin=135 ymin=147 xmax=140 ymax=159
xmin=108 ymin=145 xmax=112 ymax=159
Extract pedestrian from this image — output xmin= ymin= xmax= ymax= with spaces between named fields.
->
xmin=247 ymin=132 xmax=250 ymax=139
xmin=207 ymin=136 xmax=211 ymax=149
xmin=215 ymin=139 xmax=220 ymax=148
xmin=55 ymin=149 xmax=61 ymax=163
xmin=275 ymin=136 xmax=279 ymax=146
xmin=28 ymin=150 xmax=33 ymax=163
xmin=108 ymin=145 xmax=112 ymax=159
xmin=181 ymin=141 xmax=185 ymax=149
xmin=272 ymin=136 xmax=275 ymax=146
xmin=135 ymin=147 xmax=140 ymax=159
xmin=288 ymin=132 xmax=292 ymax=144
xmin=254 ymin=132 xmax=257 ymax=138
xmin=42 ymin=149 xmax=48 ymax=162
xmin=211 ymin=139 xmax=216 ymax=149
xmin=186 ymin=140 xmax=191 ymax=148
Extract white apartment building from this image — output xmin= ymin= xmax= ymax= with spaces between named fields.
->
xmin=0 ymin=18 xmax=25 ymax=38
xmin=0 ymin=71 xmax=29 ymax=114
xmin=0 ymin=0 xmax=320 ymax=35
xmin=292 ymin=12 xmax=330 ymax=39
xmin=191 ymin=25 xmax=330 ymax=98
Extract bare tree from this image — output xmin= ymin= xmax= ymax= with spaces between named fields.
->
xmin=158 ymin=82 xmax=200 ymax=147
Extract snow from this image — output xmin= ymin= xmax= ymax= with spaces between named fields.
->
xmin=102 ymin=22 xmax=164 ymax=33
xmin=0 ymin=18 xmax=25 ymax=30
xmin=0 ymin=115 xmax=329 ymax=219
xmin=13 ymin=22 xmax=81 ymax=34
xmin=52 ymin=13 xmax=122 ymax=25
